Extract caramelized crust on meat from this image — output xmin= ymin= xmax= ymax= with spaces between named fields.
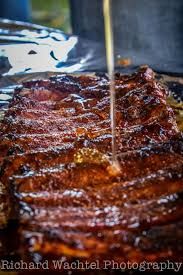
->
xmin=0 ymin=67 xmax=183 ymax=268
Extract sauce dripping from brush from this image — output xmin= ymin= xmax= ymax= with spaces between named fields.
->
xmin=74 ymin=0 xmax=121 ymax=177
xmin=103 ymin=0 xmax=120 ymax=174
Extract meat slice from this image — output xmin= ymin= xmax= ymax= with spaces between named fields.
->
xmin=10 ymin=144 xmax=183 ymax=208
xmin=0 ymin=67 xmax=182 ymax=268
xmin=0 ymin=102 xmax=178 ymax=157
xmin=18 ymin=192 xmax=183 ymax=264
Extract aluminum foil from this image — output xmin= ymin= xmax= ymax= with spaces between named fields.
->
xmin=0 ymin=18 xmax=108 ymax=78
xmin=0 ymin=18 xmax=103 ymax=119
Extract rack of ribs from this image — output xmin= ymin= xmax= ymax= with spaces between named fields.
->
xmin=0 ymin=67 xmax=183 ymax=269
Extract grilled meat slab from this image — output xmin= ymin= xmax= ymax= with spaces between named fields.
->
xmin=0 ymin=67 xmax=183 ymax=268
